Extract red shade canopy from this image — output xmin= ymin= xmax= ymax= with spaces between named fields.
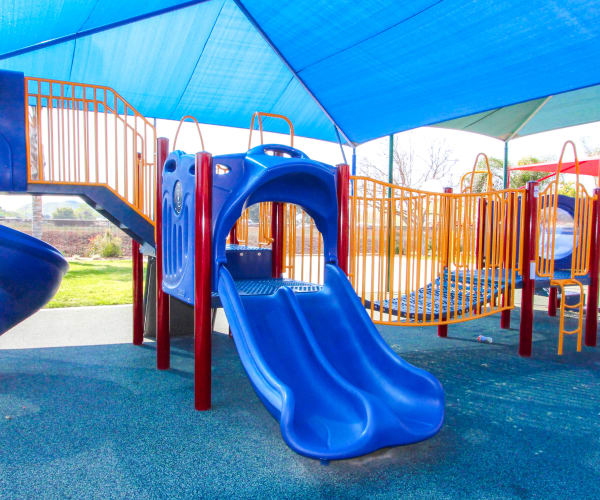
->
xmin=511 ymin=158 xmax=600 ymax=177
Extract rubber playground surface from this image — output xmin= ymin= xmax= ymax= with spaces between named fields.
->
xmin=1 ymin=297 xmax=599 ymax=499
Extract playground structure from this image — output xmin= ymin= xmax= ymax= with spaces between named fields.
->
xmin=1 ymin=70 xmax=599 ymax=456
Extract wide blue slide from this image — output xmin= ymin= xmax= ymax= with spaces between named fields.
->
xmin=219 ymin=264 xmax=444 ymax=459
xmin=0 ymin=225 xmax=68 ymax=335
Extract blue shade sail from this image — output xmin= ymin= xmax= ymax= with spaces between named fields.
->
xmin=1 ymin=0 xmax=599 ymax=144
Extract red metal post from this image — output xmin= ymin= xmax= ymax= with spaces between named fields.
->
xmin=195 ymin=151 xmax=213 ymax=411
xmin=548 ymin=287 xmax=558 ymax=317
xmin=438 ymin=187 xmax=453 ymax=338
xmin=156 ymin=137 xmax=170 ymax=369
xmin=229 ymin=225 xmax=239 ymax=245
xmin=500 ymin=290 xmax=512 ymax=328
xmin=584 ymin=188 xmax=600 ymax=347
xmin=132 ymin=240 xmax=144 ymax=345
xmin=271 ymin=202 xmax=284 ymax=278
xmin=519 ymin=181 xmax=537 ymax=357
xmin=336 ymin=163 xmax=350 ymax=275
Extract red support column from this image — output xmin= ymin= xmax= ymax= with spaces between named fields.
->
xmin=548 ymin=287 xmax=558 ymax=317
xmin=438 ymin=187 xmax=453 ymax=338
xmin=271 ymin=202 xmax=284 ymax=278
xmin=500 ymin=289 xmax=512 ymax=328
xmin=156 ymin=137 xmax=170 ymax=370
xmin=132 ymin=240 xmax=143 ymax=345
xmin=195 ymin=151 xmax=213 ymax=411
xmin=336 ymin=163 xmax=350 ymax=275
xmin=519 ymin=181 xmax=538 ymax=357
xmin=585 ymin=187 xmax=600 ymax=347
xmin=229 ymin=225 xmax=239 ymax=245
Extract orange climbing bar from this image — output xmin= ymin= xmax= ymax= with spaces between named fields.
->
xmin=248 ymin=111 xmax=294 ymax=149
xmin=173 ymin=115 xmax=205 ymax=152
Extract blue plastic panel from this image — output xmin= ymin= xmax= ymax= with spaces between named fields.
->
xmin=161 ymin=144 xmax=339 ymax=300
xmin=0 ymin=70 xmax=27 ymax=192
xmin=225 ymin=247 xmax=271 ymax=280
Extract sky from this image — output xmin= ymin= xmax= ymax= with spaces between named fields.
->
xmin=1 ymin=119 xmax=599 ymax=212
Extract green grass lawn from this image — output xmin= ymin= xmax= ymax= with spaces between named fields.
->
xmin=47 ymin=259 xmax=142 ymax=308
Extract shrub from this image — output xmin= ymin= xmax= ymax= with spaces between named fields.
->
xmin=87 ymin=231 xmax=122 ymax=258
xmin=52 ymin=207 xmax=76 ymax=219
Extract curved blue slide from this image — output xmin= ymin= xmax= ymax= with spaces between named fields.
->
xmin=218 ymin=263 xmax=444 ymax=460
xmin=0 ymin=225 xmax=68 ymax=335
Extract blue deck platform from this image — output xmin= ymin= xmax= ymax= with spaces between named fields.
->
xmin=366 ymin=268 xmax=589 ymax=318
xmin=210 ymin=278 xmax=322 ymax=308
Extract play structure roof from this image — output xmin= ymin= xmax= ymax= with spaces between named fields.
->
xmin=1 ymin=1 xmax=599 ymax=145
xmin=433 ymin=85 xmax=600 ymax=141
xmin=511 ymin=158 xmax=600 ymax=177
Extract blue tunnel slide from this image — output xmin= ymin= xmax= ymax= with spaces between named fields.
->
xmin=0 ymin=225 xmax=68 ymax=335
xmin=162 ymin=145 xmax=445 ymax=459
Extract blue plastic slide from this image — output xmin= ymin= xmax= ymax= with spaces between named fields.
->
xmin=0 ymin=225 xmax=68 ymax=335
xmin=218 ymin=263 xmax=444 ymax=460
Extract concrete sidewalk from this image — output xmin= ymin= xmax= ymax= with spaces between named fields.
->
xmin=0 ymin=305 xmax=230 ymax=349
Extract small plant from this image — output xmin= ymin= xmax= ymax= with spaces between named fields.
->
xmin=87 ymin=231 xmax=122 ymax=258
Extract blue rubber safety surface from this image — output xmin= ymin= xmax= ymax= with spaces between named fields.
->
xmin=1 ymin=299 xmax=599 ymax=498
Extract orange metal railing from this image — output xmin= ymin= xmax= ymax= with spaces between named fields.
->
xmin=282 ymin=204 xmax=324 ymax=283
xmin=25 ymin=77 xmax=156 ymax=223
xmin=347 ymin=176 xmax=524 ymax=326
xmin=536 ymin=141 xmax=595 ymax=354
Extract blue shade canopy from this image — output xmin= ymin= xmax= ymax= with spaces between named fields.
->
xmin=1 ymin=0 xmax=599 ymax=145
xmin=433 ymin=85 xmax=600 ymax=141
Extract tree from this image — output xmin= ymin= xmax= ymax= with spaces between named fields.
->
xmin=52 ymin=207 xmax=76 ymax=219
xmin=0 ymin=206 xmax=18 ymax=218
xmin=75 ymin=205 xmax=97 ymax=220
xmin=582 ymin=138 xmax=600 ymax=158
xmin=509 ymin=156 xmax=547 ymax=189
xmin=558 ymin=182 xmax=577 ymax=197
xmin=360 ymin=134 xmax=456 ymax=189
xmin=468 ymin=155 xmax=568 ymax=193
xmin=469 ymin=157 xmax=504 ymax=192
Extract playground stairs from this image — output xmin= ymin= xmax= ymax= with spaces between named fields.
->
xmin=0 ymin=71 xmax=157 ymax=250
xmin=26 ymin=182 xmax=155 ymax=247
